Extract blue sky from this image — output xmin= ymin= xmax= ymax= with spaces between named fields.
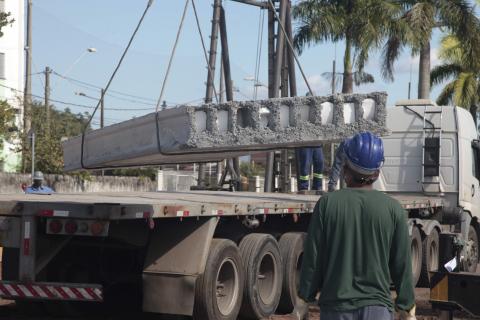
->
xmin=30 ymin=0 xmax=444 ymax=128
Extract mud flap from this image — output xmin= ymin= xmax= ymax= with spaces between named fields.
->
xmin=142 ymin=217 xmax=218 ymax=315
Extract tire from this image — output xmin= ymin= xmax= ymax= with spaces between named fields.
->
xmin=194 ymin=239 xmax=244 ymax=320
xmin=278 ymin=232 xmax=306 ymax=313
xmin=465 ymin=225 xmax=479 ymax=272
xmin=410 ymin=226 xmax=422 ymax=287
xmin=239 ymin=233 xmax=283 ymax=319
xmin=418 ymin=228 xmax=439 ymax=287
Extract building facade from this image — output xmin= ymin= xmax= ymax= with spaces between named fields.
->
xmin=0 ymin=0 xmax=24 ymax=172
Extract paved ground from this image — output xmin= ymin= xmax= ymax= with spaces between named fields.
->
xmin=0 ymin=288 xmax=476 ymax=319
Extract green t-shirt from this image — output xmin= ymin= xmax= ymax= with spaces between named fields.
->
xmin=298 ymin=188 xmax=415 ymax=312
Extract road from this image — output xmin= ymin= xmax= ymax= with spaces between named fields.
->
xmin=0 ymin=288 xmax=476 ymax=320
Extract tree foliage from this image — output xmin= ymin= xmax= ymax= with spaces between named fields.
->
xmin=0 ymin=100 xmax=18 ymax=162
xmin=293 ymin=0 xmax=402 ymax=93
xmin=382 ymin=0 xmax=480 ymax=88
xmin=0 ymin=11 xmax=14 ymax=37
xmin=431 ymin=34 xmax=480 ymax=121
xmin=21 ymin=103 xmax=91 ymax=174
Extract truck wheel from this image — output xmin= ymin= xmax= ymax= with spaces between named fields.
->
xmin=411 ymin=226 xmax=422 ymax=287
xmin=418 ymin=228 xmax=439 ymax=287
xmin=194 ymin=239 xmax=244 ymax=320
xmin=465 ymin=225 xmax=479 ymax=272
xmin=239 ymin=233 xmax=283 ymax=319
xmin=278 ymin=232 xmax=306 ymax=313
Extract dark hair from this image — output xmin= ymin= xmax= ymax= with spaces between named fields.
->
xmin=344 ymin=165 xmax=379 ymax=185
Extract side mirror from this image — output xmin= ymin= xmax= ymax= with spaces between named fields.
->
xmin=472 ymin=139 xmax=480 ymax=150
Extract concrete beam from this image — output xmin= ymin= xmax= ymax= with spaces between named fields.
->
xmin=63 ymin=92 xmax=389 ymax=171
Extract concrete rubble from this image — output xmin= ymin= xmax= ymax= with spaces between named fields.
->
xmin=63 ymin=92 xmax=389 ymax=171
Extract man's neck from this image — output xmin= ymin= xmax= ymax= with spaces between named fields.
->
xmin=346 ymin=183 xmax=373 ymax=190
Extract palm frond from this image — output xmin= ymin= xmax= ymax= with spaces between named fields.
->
xmin=453 ymin=72 xmax=477 ymax=108
xmin=381 ymin=36 xmax=402 ymax=82
xmin=430 ymin=63 xmax=463 ymax=87
xmin=436 ymin=81 xmax=455 ymax=106
xmin=353 ymin=71 xmax=375 ymax=86
xmin=439 ymin=34 xmax=462 ymax=62
xmin=293 ymin=0 xmax=345 ymax=53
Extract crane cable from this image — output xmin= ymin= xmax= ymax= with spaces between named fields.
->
xmin=81 ymin=0 xmax=154 ymax=169
xmin=267 ymin=0 xmax=314 ymax=96
xmin=253 ymin=7 xmax=265 ymax=101
xmin=156 ymin=0 xmax=190 ymax=111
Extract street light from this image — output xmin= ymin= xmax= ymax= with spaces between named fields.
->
xmin=63 ymin=47 xmax=98 ymax=78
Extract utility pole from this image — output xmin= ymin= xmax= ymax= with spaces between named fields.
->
xmin=44 ymin=66 xmax=51 ymax=134
xmin=24 ymin=0 xmax=32 ymax=134
xmin=100 ymin=89 xmax=105 ymax=128
xmin=332 ymin=60 xmax=336 ymax=95
xmin=23 ymin=0 xmax=33 ymax=173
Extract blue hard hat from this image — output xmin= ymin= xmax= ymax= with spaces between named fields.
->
xmin=344 ymin=132 xmax=384 ymax=175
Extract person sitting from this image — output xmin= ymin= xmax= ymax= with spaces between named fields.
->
xmin=25 ymin=171 xmax=55 ymax=194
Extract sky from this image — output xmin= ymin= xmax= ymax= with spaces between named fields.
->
xmin=28 ymin=0 xmax=444 ymax=128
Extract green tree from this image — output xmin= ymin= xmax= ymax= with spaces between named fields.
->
xmin=382 ymin=0 xmax=480 ymax=99
xmin=431 ymin=34 xmax=480 ymax=123
xmin=21 ymin=103 xmax=91 ymax=174
xmin=293 ymin=0 xmax=401 ymax=93
xmin=0 ymin=11 xmax=14 ymax=37
xmin=0 ymin=100 xmax=18 ymax=164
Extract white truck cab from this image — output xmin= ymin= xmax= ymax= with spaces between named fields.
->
xmin=376 ymin=100 xmax=480 ymax=280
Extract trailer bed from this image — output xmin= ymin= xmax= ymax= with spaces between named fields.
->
xmin=0 ymin=191 xmax=443 ymax=220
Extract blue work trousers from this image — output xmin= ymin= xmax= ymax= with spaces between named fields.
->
xmin=296 ymin=147 xmax=324 ymax=191
xmin=320 ymin=305 xmax=393 ymax=320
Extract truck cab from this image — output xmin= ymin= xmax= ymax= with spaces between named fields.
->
xmin=376 ymin=100 xmax=480 ymax=280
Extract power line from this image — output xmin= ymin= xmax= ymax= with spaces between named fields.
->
xmin=52 ymin=71 xmax=158 ymax=104
xmin=0 ymin=83 xmax=156 ymax=112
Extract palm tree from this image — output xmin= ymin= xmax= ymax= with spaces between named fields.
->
xmin=293 ymin=0 xmax=402 ymax=93
xmin=382 ymin=0 xmax=480 ymax=99
xmin=431 ymin=34 xmax=479 ymax=123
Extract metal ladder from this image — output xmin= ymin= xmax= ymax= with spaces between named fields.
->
xmin=422 ymin=104 xmax=443 ymax=193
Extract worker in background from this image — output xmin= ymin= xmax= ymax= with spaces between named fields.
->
xmin=289 ymin=132 xmax=416 ymax=320
xmin=296 ymin=147 xmax=324 ymax=194
xmin=25 ymin=171 xmax=55 ymax=194
xmin=327 ymin=140 xmax=346 ymax=192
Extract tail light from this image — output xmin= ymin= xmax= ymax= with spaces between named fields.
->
xmin=46 ymin=219 xmax=108 ymax=237
xmin=90 ymin=222 xmax=104 ymax=236
xmin=64 ymin=220 xmax=78 ymax=234
xmin=49 ymin=220 xmax=63 ymax=234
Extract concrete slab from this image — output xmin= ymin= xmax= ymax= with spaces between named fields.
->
xmin=63 ymin=92 xmax=389 ymax=171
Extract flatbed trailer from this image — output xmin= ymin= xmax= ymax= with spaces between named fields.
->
xmin=0 ymin=191 xmax=443 ymax=319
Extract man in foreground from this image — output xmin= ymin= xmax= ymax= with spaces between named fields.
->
xmin=289 ymin=132 xmax=416 ymax=320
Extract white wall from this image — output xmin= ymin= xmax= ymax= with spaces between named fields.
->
xmin=0 ymin=0 xmax=24 ymax=172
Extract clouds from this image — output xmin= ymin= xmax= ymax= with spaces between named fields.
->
xmin=392 ymin=47 xmax=441 ymax=74
xmin=238 ymin=73 xmax=331 ymax=99
xmin=300 ymin=74 xmax=331 ymax=96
